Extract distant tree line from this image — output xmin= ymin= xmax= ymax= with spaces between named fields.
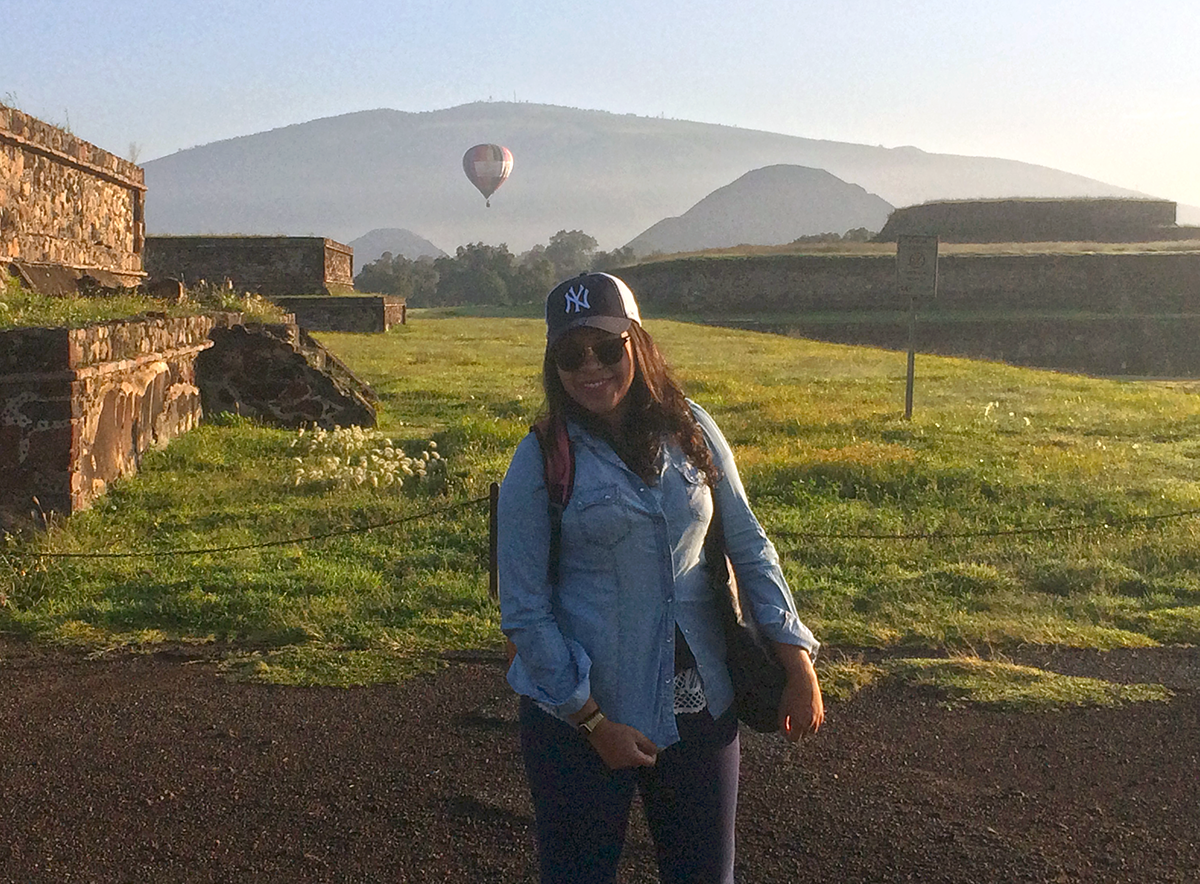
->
xmin=789 ymin=227 xmax=874 ymax=245
xmin=354 ymin=229 xmax=636 ymax=306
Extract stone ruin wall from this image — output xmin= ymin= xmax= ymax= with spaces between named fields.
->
xmin=0 ymin=103 xmax=145 ymax=284
xmin=271 ymin=295 xmax=406 ymax=332
xmin=324 ymin=242 xmax=354 ymax=291
xmin=619 ymin=251 xmax=1200 ymax=315
xmin=144 ymin=236 xmax=354 ymax=295
xmin=877 ymin=198 xmax=1187 ymax=243
xmin=0 ymin=315 xmax=221 ymax=525
xmin=197 ymin=321 xmax=376 ymax=429
xmin=619 ymin=250 xmax=1200 ymax=376
xmin=0 ymin=313 xmax=377 ymax=528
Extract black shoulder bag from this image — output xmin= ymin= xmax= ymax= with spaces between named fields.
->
xmin=702 ymin=467 xmax=789 ymax=734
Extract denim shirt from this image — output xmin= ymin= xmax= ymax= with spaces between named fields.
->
xmin=497 ymin=401 xmax=819 ymax=749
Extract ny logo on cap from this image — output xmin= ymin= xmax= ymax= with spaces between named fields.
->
xmin=564 ymin=284 xmax=590 ymax=313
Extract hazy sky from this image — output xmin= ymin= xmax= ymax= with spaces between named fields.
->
xmin=6 ymin=0 xmax=1199 ymax=206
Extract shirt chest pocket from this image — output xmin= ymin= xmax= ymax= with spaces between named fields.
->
xmin=571 ymin=485 xmax=633 ymax=549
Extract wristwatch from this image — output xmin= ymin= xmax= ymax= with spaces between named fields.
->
xmin=577 ymin=708 xmax=606 ymax=735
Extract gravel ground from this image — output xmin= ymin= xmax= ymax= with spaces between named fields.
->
xmin=0 ymin=642 xmax=1196 ymax=883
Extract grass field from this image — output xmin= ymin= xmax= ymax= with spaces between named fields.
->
xmin=0 ymin=276 xmax=287 ymax=330
xmin=3 ymin=313 xmax=1198 ymax=705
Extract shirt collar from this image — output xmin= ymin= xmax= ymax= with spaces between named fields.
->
xmin=564 ymin=417 xmax=673 ymax=482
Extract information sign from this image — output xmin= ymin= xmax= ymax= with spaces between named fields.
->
xmin=897 ymin=234 xmax=939 ymax=299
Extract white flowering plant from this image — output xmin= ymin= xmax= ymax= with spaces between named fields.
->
xmin=289 ymin=425 xmax=448 ymax=495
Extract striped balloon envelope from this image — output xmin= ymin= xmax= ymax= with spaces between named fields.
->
xmin=462 ymin=144 xmax=514 ymax=207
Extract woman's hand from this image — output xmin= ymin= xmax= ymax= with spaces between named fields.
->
xmin=772 ymin=644 xmax=825 ymax=742
xmin=586 ymin=720 xmax=659 ymax=770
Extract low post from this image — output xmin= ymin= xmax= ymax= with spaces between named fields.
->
xmin=896 ymin=235 xmax=939 ymax=420
xmin=905 ymin=295 xmax=917 ymax=419
xmin=488 ymin=481 xmax=500 ymax=600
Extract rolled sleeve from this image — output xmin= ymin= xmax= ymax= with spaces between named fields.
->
xmin=691 ymin=403 xmax=821 ymax=659
xmin=498 ymin=434 xmax=594 ymax=714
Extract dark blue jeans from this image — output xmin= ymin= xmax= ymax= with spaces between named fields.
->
xmin=519 ymin=698 xmax=740 ymax=884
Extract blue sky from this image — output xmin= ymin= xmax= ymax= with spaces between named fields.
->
xmin=6 ymin=0 xmax=1199 ymax=206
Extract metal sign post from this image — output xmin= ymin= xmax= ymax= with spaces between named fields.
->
xmin=896 ymin=235 xmax=939 ymax=420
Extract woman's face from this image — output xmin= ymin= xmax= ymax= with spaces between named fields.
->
xmin=553 ymin=327 xmax=636 ymax=428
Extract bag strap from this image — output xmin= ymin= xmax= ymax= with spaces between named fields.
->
xmin=692 ymin=409 xmax=748 ymax=631
xmin=499 ymin=415 xmax=572 ymax=667
xmin=532 ymin=414 xmax=574 ymax=586
xmin=702 ymin=480 xmax=739 ymax=625
xmin=677 ymin=411 xmax=738 ymax=672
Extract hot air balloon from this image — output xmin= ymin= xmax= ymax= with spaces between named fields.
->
xmin=462 ymin=144 xmax=513 ymax=207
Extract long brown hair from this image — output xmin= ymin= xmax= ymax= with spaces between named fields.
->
xmin=542 ymin=323 xmax=717 ymax=485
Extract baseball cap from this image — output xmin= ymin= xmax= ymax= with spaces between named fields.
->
xmin=545 ymin=272 xmax=642 ymax=346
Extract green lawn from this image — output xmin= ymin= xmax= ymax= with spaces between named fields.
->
xmin=0 ymin=276 xmax=287 ymax=330
xmin=3 ymin=313 xmax=1197 ymax=705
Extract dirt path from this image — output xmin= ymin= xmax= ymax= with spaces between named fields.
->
xmin=0 ymin=644 xmax=1196 ymax=883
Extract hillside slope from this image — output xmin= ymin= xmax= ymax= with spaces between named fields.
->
xmin=625 ymin=165 xmax=892 ymax=255
xmin=347 ymin=228 xmax=446 ymax=266
xmin=143 ymin=102 xmax=1146 ymax=251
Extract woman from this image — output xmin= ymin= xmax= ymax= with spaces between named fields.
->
xmin=498 ymin=272 xmax=823 ymax=884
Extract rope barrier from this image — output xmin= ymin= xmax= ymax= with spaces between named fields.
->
xmin=770 ymin=507 xmax=1200 ymax=542
xmin=1 ymin=496 xmax=491 ymax=560
xmin=3 ymin=493 xmax=1198 ymax=562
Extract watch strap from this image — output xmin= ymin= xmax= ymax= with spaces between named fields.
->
xmin=577 ymin=708 xmax=606 ymax=734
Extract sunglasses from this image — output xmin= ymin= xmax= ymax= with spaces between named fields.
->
xmin=552 ymin=334 xmax=630 ymax=372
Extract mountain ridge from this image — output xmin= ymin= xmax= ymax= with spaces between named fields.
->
xmin=143 ymin=101 xmax=1151 ymax=251
xmin=626 ymin=165 xmax=893 ymax=255
xmin=347 ymin=228 xmax=446 ymax=266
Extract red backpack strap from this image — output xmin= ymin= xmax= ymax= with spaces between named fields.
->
xmin=532 ymin=415 xmax=574 ymax=509
xmin=531 ymin=414 xmax=574 ymax=585
xmin=501 ymin=416 xmax=574 ymax=667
